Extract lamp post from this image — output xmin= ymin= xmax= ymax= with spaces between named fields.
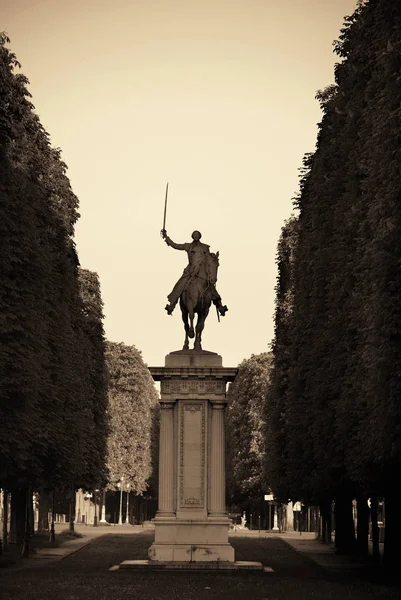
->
xmin=126 ymin=484 xmax=131 ymax=525
xmin=117 ymin=477 xmax=124 ymax=525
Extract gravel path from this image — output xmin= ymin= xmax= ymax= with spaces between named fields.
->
xmin=0 ymin=531 xmax=398 ymax=600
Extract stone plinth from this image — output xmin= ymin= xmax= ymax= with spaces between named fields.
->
xmin=118 ymin=560 xmax=266 ymax=571
xmin=148 ymin=350 xmax=237 ymax=563
xmin=164 ymin=349 xmax=222 ymax=368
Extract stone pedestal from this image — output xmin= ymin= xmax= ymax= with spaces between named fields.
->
xmin=148 ymin=350 xmax=237 ymax=563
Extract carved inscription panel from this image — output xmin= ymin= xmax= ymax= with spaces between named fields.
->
xmin=162 ymin=379 xmax=225 ymax=395
xmin=179 ymin=403 xmax=205 ymax=508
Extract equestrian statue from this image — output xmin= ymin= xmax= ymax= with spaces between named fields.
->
xmin=160 ymin=185 xmax=228 ymax=351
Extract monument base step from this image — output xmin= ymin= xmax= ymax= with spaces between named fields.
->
xmin=153 ymin=518 xmax=232 ymax=546
xmin=117 ymin=559 xmax=266 ymax=571
xmin=148 ymin=542 xmax=235 ymax=562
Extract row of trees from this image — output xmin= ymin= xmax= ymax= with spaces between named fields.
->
xmin=0 ymin=34 xmax=159 ymax=552
xmin=263 ymin=0 xmax=401 ymax=577
xmin=226 ymin=353 xmax=273 ymax=512
xmin=0 ymin=32 xmax=109 ymax=548
xmin=105 ymin=342 xmax=159 ymax=497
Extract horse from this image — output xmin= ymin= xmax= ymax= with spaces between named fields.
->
xmin=179 ymin=251 xmax=219 ymax=351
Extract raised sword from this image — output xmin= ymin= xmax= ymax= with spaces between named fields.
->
xmin=161 ymin=182 xmax=169 ymax=237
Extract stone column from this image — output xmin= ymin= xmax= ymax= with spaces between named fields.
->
xmin=209 ymin=401 xmax=226 ymax=516
xmin=157 ymin=401 xmax=175 ymax=517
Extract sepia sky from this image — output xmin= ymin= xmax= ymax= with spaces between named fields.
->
xmin=4 ymin=0 xmax=357 ymax=368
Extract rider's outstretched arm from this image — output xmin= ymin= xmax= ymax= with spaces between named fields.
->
xmin=162 ymin=230 xmax=188 ymax=251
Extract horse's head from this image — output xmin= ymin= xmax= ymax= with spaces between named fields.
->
xmin=208 ymin=251 xmax=219 ymax=283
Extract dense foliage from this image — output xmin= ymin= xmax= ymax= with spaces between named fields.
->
xmin=105 ymin=342 xmax=158 ymax=495
xmin=226 ymin=353 xmax=273 ymax=506
xmin=265 ymin=0 xmax=401 ymax=573
xmin=263 ymin=218 xmax=298 ymax=505
xmin=0 ymin=34 xmax=108 ymax=544
xmin=77 ymin=269 xmax=109 ymax=489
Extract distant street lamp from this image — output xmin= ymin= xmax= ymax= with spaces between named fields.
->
xmin=126 ymin=483 xmax=131 ymax=525
xmin=117 ymin=477 xmax=124 ymax=525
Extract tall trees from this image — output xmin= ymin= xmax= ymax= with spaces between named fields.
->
xmin=0 ymin=33 xmax=108 ymax=545
xmin=0 ymin=34 xmax=158 ymax=543
xmin=226 ymin=353 xmax=273 ymax=507
xmin=263 ymin=218 xmax=298 ymax=504
xmin=341 ymin=0 xmax=401 ymax=572
xmin=266 ymin=0 xmax=401 ymax=571
xmin=77 ymin=269 xmax=108 ymax=490
xmin=105 ymin=342 xmax=158 ymax=495
xmin=0 ymin=33 xmax=54 ymax=492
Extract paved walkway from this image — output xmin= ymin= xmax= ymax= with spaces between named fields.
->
xmin=0 ymin=522 xmax=148 ymax=569
xmin=231 ymin=530 xmax=385 ymax=580
xmin=0 ymin=526 xmax=397 ymax=600
xmin=0 ymin=526 xmax=383 ymax=574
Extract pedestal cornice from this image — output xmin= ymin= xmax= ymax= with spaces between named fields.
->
xmin=149 ymin=366 xmax=238 ymax=381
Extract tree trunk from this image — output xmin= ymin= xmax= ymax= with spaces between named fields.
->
xmin=356 ymin=493 xmax=369 ymax=558
xmin=319 ymin=506 xmax=325 ymax=542
xmin=10 ymin=489 xmax=26 ymax=545
xmin=30 ymin=492 xmax=35 ymax=536
xmin=312 ymin=506 xmax=319 ymax=535
xmin=319 ymin=502 xmax=331 ymax=543
xmin=334 ymin=494 xmax=356 ymax=554
xmin=2 ymin=490 xmax=8 ymax=550
xmin=383 ymin=488 xmax=399 ymax=581
xmin=21 ymin=489 xmax=31 ymax=558
xmin=327 ymin=502 xmax=333 ymax=543
xmin=49 ymin=489 xmax=56 ymax=543
xmin=69 ymin=486 xmax=76 ymax=533
xmin=370 ymin=494 xmax=380 ymax=566
xmin=37 ymin=488 xmax=50 ymax=532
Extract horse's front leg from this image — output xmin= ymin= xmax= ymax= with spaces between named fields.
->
xmin=187 ymin=299 xmax=195 ymax=339
xmin=194 ymin=320 xmax=203 ymax=350
xmin=183 ymin=327 xmax=189 ymax=350
xmin=194 ymin=306 xmax=209 ymax=350
xmin=180 ymin=299 xmax=190 ymax=350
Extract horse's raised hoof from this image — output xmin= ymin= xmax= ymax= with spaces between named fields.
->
xmin=189 ymin=326 xmax=195 ymax=338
